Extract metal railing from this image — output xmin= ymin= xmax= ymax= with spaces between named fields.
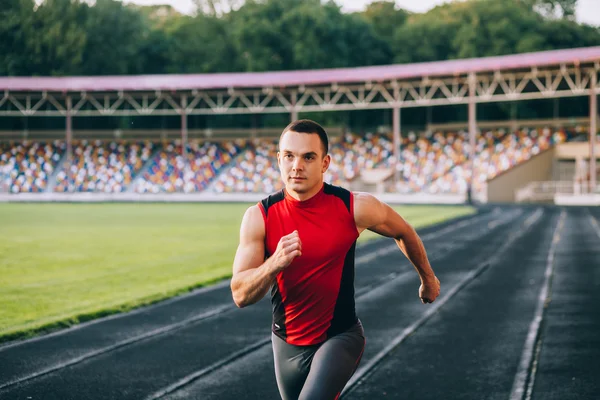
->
xmin=515 ymin=180 xmax=598 ymax=202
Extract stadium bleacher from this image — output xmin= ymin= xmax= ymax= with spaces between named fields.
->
xmin=0 ymin=126 xmax=587 ymax=196
xmin=327 ymin=132 xmax=396 ymax=185
xmin=427 ymin=126 xmax=576 ymax=194
xmin=53 ymin=140 xmax=154 ymax=193
xmin=212 ymin=139 xmax=282 ymax=194
xmin=212 ymin=132 xmax=397 ymax=193
xmin=0 ymin=141 xmax=64 ymax=193
xmin=134 ymin=140 xmax=242 ymax=194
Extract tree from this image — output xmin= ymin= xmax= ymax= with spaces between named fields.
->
xmin=520 ymin=0 xmax=578 ymax=19
xmin=227 ymin=0 xmax=389 ymax=71
xmin=225 ymin=0 xmax=296 ymax=71
xmin=134 ymin=5 xmax=184 ymax=74
xmin=540 ymin=17 xmax=600 ymax=49
xmin=332 ymin=8 xmax=392 ymax=67
xmin=80 ymin=0 xmax=149 ymax=75
xmin=166 ymin=13 xmax=240 ymax=73
xmin=24 ymin=0 xmax=88 ymax=76
xmin=0 ymin=0 xmax=35 ymax=76
xmin=392 ymin=4 xmax=461 ymax=63
xmin=391 ymin=0 xmax=597 ymax=64
xmin=134 ymin=4 xmax=185 ymax=30
xmin=193 ymin=0 xmax=243 ymax=16
xmin=361 ymin=1 xmax=410 ymax=44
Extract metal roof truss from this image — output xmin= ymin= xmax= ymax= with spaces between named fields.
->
xmin=1 ymin=63 xmax=598 ymax=117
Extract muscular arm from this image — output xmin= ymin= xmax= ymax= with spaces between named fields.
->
xmin=354 ymin=192 xmax=439 ymax=302
xmin=230 ymin=205 xmax=279 ymax=308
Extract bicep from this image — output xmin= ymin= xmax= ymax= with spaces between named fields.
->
xmin=354 ymin=192 xmax=412 ymax=240
xmin=368 ymin=204 xmax=413 ymax=239
xmin=232 ymin=205 xmax=266 ymax=276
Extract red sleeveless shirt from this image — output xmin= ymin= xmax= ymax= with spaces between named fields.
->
xmin=258 ymin=183 xmax=360 ymax=346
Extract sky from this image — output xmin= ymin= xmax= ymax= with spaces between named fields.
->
xmin=121 ymin=0 xmax=600 ymax=27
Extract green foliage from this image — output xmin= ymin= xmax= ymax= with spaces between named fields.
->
xmin=80 ymin=0 xmax=149 ymax=75
xmin=166 ymin=13 xmax=240 ymax=73
xmin=392 ymin=0 xmax=599 ymax=64
xmin=1 ymin=0 xmax=88 ymax=76
xmin=520 ymin=0 xmax=578 ymax=19
xmin=361 ymin=1 xmax=410 ymax=44
xmin=31 ymin=0 xmax=88 ymax=75
xmin=217 ymin=0 xmax=389 ymax=72
xmin=1 ymin=0 xmax=597 ymax=77
xmin=0 ymin=0 xmax=33 ymax=76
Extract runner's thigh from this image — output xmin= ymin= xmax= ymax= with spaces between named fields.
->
xmin=299 ymin=321 xmax=365 ymax=400
xmin=272 ymin=333 xmax=318 ymax=400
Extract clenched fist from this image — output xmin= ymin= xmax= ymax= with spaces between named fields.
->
xmin=419 ymin=276 xmax=440 ymax=304
xmin=272 ymin=230 xmax=303 ymax=272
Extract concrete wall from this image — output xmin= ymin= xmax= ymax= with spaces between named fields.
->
xmin=486 ymin=148 xmax=556 ymax=203
xmin=554 ymin=193 xmax=600 ymax=206
xmin=0 ymin=191 xmax=467 ymax=205
xmin=555 ymin=142 xmax=600 ymax=160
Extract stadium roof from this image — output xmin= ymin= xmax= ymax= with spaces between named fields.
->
xmin=2 ymin=46 xmax=600 ymax=93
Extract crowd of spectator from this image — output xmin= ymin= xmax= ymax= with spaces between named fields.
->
xmin=0 ymin=141 xmax=64 ymax=193
xmin=133 ymin=140 xmax=242 ymax=193
xmin=425 ymin=126 xmax=576 ymax=194
xmin=0 ymin=126 xmax=583 ymax=195
xmin=212 ymin=133 xmax=396 ymax=193
xmin=212 ymin=139 xmax=282 ymax=194
xmin=54 ymin=141 xmax=154 ymax=193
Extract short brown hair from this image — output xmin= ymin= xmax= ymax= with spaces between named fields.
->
xmin=280 ymin=119 xmax=329 ymax=156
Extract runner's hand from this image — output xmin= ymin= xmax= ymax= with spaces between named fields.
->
xmin=419 ymin=276 xmax=440 ymax=304
xmin=272 ymin=230 xmax=302 ymax=271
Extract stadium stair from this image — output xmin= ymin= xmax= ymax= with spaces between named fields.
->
xmin=426 ymin=130 xmax=511 ymax=192
xmin=204 ymin=145 xmax=251 ymax=192
xmin=126 ymin=145 xmax=164 ymax=193
xmin=45 ymin=151 xmax=69 ymax=193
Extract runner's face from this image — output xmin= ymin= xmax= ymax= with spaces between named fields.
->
xmin=278 ymin=130 xmax=330 ymax=194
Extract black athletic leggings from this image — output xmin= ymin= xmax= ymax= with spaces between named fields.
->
xmin=271 ymin=319 xmax=366 ymax=400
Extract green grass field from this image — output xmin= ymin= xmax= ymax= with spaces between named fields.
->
xmin=0 ymin=203 xmax=475 ymax=342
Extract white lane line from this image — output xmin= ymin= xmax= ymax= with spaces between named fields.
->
xmin=3 ymin=212 xmax=491 ymax=353
xmin=1 ymin=211 xmax=492 ymax=390
xmin=144 ymin=338 xmax=271 ymax=400
xmin=144 ymin=209 xmax=525 ymax=400
xmin=356 ymin=209 xmax=522 ymax=265
xmin=0 ymin=305 xmax=233 ymax=391
xmin=586 ymin=208 xmax=600 ymax=239
xmin=0 ymin=280 xmax=232 ymax=352
xmin=509 ymin=209 xmax=566 ymax=400
xmin=355 ymin=209 xmax=525 ymax=301
xmin=341 ymin=208 xmax=544 ymax=398
xmin=525 ymin=335 xmax=544 ymax=400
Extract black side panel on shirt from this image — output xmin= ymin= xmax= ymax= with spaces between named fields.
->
xmin=323 ymin=183 xmax=351 ymax=213
xmin=260 ymin=189 xmax=285 ymax=217
xmin=261 ymin=190 xmax=287 ymax=340
xmin=326 ymin=242 xmax=358 ymax=338
xmin=271 ymin=283 xmax=287 ymax=340
xmin=260 ymin=189 xmax=285 ymax=259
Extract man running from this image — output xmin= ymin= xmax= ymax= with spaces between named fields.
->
xmin=231 ymin=119 xmax=441 ymax=400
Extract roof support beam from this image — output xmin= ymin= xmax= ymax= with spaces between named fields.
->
xmin=66 ymin=96 xmax=73 ymax=193
xmin=290 ymin=91 xmax=298 ymax=122
xmin=468 ymin=73 xmax=477 ymax=204
xmin=392 ymin=105 xmax=401 ymax=187
xmin=590 ymin=70 xmax=597 ymax=192
xmin=0 ymin=64 xmax=597 ymax=117
xmin=181 ymin=95 xmax=188 ymax=172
